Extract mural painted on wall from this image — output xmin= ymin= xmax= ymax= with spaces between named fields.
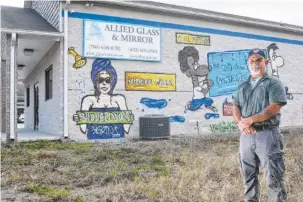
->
xmin=178 ymin=46 xmax=218 ymax=113
xmin=267 ymin=43 xmax=284 ymax=78
xmin=207 ymin=44 xmax=292 ymax=98
xmin=204 ymin=113 xmax=219 ymax=120
xmin=140 ymin=98 xmax=168 ymax=109
xmin=266 ymin=43 xmax=293 ymax=100
xmin=176 ymin=33 xmax=210 ymax=46
xmin=170 ymin=116 xmax=185 ymax=123
xmin=209 ymin=121 xmax=238 ymax=133
xmin=207 ymin=49 xmax=261 ymax=97
xmin=223 ymin=98 xmax=233 ymax=116
xmin=73 ymin=59 xmax=134 ymax=139
xmin=68 ymin=47 xmax=87 ymax=69
xmin=125 ymin=72 xmax=176 ymax=91
xmin=285 ymin=87 xmax=294 ymax=100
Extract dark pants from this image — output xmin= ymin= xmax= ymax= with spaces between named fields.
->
xmin=239 ymin=127 xmax=287 ymax=202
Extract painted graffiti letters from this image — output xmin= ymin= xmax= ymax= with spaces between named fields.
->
xmin=74 ymin=110 xmax=134 ymax=124
xmin=155 ymin=79 xmax=173 ymax=87
xmin=125 ymin=72 xmax=176 ymax=91
xmin=207 ymin=49 xmax=255 ymax=96
xmin=210 ymin=121 xmax=238 ymax=133
xmin=91 ymin=125 xmax=122 ymax=138
xmin=73 ymin=59 xmax=133 ymax=139
xmin=216 ymin=74 xmax=247 ymax=86
xmin=176 ymin=33 xmax=210 ymax=46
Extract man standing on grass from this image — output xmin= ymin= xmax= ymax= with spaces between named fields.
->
xmin=232 ymin=48 xmax=287 ymax=202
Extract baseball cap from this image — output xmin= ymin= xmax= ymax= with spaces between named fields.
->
xmin=248 ymin=48 xmax=266 ymax=59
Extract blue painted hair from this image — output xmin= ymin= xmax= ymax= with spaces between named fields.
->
xmin=91 ymin=59 xmax=117 ymax=95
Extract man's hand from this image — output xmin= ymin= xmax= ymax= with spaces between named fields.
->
xmin=238 ymin=117 xmax=254 ymax=132
xmin=242 ymin=126 xmax=256 ymax=135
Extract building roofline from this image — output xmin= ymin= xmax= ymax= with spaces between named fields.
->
xmin=1 ymin=28 xmax=64 ymax=38
xmin=82 ymin=1 xmax=303 ymax=35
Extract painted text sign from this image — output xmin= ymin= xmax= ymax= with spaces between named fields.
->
xmin=207 ymin=50 xmax=251 ymax=97
xmin=125 ymin=72 xmax=176 ymax=91
xmin=75 ymin=111 xmax=133 ymax=125
xmin=176 ymin=33 xmax=210 ymax=46
xmin=83 ymin=20 xmax=161 ymax=61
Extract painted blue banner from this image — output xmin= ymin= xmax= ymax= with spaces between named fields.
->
xmin=207 ymin=49 xmax=264 ymax=97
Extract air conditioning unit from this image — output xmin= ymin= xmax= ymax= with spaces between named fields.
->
xmin=139 ymin=114 xmax=170 ymax=139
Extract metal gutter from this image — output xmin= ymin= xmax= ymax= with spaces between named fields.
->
xmin=63 ymin=0 xmax=70 ymax=138
xmin=10 ymin=33 xmax=17 ymax=140
xmin=0 ymin=28 xmax=64 ymax=38
xmin=94 ymin=1 xmax=303 ymax=34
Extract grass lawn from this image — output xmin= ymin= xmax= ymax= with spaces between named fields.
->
xmin=1 ymin=130 xmax=302 ymax=202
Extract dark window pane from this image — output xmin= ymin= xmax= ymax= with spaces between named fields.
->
xmin=45 ymin=65 xmax=53 ymax=100
xmin=26 ymin=87 xmax=30 ymax=107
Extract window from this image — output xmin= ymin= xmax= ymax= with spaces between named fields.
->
xmin=45 ymin=65 xmax=53 ymax=100
xmin=26 ymin=86 xmax=30 ymax=107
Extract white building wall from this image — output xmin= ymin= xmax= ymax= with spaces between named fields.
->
xmin=24 ymin=42 xmax=62 ymax=136
xmin=66 ymin=3 xmax=303 ymax=140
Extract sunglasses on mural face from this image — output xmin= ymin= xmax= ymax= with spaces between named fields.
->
xmin=98 ymin=77 xmax=111 ymax=84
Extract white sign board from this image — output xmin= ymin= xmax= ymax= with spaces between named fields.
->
xmin=83 ymin=20 xmax=161 ymax=62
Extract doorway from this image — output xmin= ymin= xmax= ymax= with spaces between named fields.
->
xmin=34 ymin=82 xmax=39 ymax=130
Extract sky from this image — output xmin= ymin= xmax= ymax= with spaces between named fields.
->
xmin=0 ymin=0 xmax=302 ymax=26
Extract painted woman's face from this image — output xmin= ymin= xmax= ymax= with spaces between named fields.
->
xmin=97 ymin=71 xmax=112 ymax=94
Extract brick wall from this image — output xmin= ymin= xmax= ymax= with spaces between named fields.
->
xmin=3 ymin=34 xmax=18 ymax=139
xmin=1 ymin=60 xmax=5 ymax=134
xmin=31 ymin=0 xmax=60 ymax=30
xmin=1 ymin=34 xmax=6 ymax=133
xmin=1 ymin=33 xmax=7 ymax=60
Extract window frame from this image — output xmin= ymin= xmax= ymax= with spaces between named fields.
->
xmin=26 ymin=86 xmax=30 ymax=107
xmin=45 ymin=65 xmax=53 ymax=101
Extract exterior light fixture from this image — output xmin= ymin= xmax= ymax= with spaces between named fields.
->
xmin=17 ymin=64 xmax=25 ymax=69
xmin=24 ymin=48 xmax=34 ymax=56
xmin=17 ymin=64 xmax=25 ymax=68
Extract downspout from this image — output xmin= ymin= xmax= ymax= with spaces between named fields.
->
xmin=63 ymin=0 xmax=70 ymax=138
xmin=10 ymin=33 xmax=17 ymax=140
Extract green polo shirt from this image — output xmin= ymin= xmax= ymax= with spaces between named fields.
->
xmin=232 ymin=72 xmax=287 ymax=126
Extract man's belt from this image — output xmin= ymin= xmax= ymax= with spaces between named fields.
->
xmin=252 ymin=123 xmax=277 ymax=131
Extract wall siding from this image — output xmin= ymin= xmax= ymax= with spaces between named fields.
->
xmin=31 ymin=0 xmax=60 ymax=30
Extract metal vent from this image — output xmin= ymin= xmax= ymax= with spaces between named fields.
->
xmin=139 ymin=114 xmax=170 ymax=139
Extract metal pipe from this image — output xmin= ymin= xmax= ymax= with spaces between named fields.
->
xmin=0 ymin=28 xmax=64 ymax=38
xmin=63 ymin=2 xmax=69 ymax=138
xmin=10 ymin=33 xmax=17 ymax=140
